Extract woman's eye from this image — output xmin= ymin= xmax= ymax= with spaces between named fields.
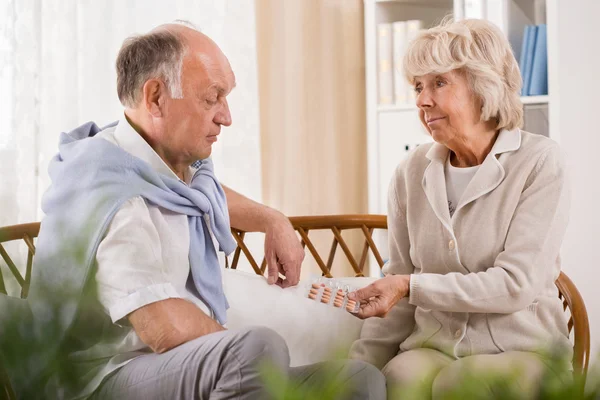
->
xmin=436 ymin=80 xmax=445 ymax=88
xmin=414 ymin=86 xmax=423 ymax=94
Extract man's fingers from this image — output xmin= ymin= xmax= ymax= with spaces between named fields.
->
xmin=282 ymin=261 xmax=300 ymax=286
xmin=266 ymin=253 xmax=278 ymax=285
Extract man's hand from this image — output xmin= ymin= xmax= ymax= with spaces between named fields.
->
xmin=347 ymin=275 xmax=411 ymax=319
xmin=264 ymin=214 xmax=304 ymax=287
xmin=222 ymin=185 xmax=304 ymax=287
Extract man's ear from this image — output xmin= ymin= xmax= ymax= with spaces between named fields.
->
xmin=142 ymin=79 xmax=165 ymax=117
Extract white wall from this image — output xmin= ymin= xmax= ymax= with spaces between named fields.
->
xmin=553 ymin=0 xmax=600 ymax=366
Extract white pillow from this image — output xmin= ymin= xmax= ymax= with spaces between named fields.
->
xmin=222 ymin=269 xmax=377 ymax=366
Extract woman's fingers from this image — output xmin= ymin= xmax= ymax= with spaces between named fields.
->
xmin=348 ymin=282 xmax=380 ymax=302
xmin=356 ymin=296 xmax=390 ymax=319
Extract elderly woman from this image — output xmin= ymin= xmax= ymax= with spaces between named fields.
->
xmin=348 ymin=18 xmax=571 ymax=398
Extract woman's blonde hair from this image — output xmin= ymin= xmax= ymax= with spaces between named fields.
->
xmin=404 ymin=17 xmax=523 ymax=130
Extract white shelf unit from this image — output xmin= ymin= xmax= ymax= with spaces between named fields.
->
xmin=378 ymin=95 xmax=548 ymax=112
xmin=521 ymin=95 xmax=549 ymax=104
xmin=363 ymin=0 xmax=556 ymax=277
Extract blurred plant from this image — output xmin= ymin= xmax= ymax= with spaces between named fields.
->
xmin=259 ymin=347 xmax=600 ymax=400
xmin=1 ymin=222 xmax=599 ymax=399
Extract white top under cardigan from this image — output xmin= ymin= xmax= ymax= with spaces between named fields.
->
xmin=350 ymin=128 xmax=572 ymax=369
xmin=444 ymin=156 xmax=479 ymax=218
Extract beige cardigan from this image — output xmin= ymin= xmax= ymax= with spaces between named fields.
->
xmin=350 ymin=129 xmax=572 ymax=369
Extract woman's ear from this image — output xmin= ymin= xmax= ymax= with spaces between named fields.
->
xmin=142 ymin=79 xmax=165 ymax=117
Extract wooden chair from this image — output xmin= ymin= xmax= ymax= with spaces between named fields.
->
xmin=0 ymin=217 xmax=591 ymax=399
xmin=0 ymin=222 xmax=38 ymax=400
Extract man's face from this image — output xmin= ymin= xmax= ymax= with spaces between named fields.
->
xmin=160 ymin=47 xmax=235 ymax=163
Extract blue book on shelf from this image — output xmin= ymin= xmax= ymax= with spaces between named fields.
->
xmin=519 ymin=25 xmax=532 ymax=95
xmin=522 ymin=25 xmax=538 ymax=96
xmin=529 ymin=24 xmax=548 ymax=96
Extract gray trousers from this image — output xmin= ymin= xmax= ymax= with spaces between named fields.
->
xmin=90 ymin=326 xmax=386 ymax=400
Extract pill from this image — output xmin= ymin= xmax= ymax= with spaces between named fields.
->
xmin=321 ymin=296 xmax=331 ymax=301
xmin=346 ymin=299 xmax=357 ymax=306
xmin=346 ymin=305 xmax=357 ymax=313
xmin=321 ymin=297 xmax=330 ymax=304
xmin=323 ymin=288 xmax=332 ymax=294
xmin=309 ymin=288 xmax=319 ymax=295
xmin=311 ymin=283 xmax=321 ymax=289
xmin=308 ymin=293 xmax=317 ymax=300
xmin=334 ymin=301 xmax=343 ymax=307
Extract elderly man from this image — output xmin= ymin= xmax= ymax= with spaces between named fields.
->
xmin=28 ymin=22 xmax=385 ymax=400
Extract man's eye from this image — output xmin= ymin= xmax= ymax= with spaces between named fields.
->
xmin=206 ymin=98 xmax=217 ymax=106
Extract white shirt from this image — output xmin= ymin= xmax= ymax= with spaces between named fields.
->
xmin=73 ymin=116 xmax=218 ymax=399
xmin=444 ymin=154 xmax=479 ymax=217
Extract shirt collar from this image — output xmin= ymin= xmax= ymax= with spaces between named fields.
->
xmin=113 ymin=114 xmax=196 ymax=184
xmin=425 ymin=128 xmax=522 ymax=162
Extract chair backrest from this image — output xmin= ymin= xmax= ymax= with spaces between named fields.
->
xmin=0 ymin=217 xmax=591 ymax=379
xmin=0 ymin=222 xmax=39 ymax=400
xmin=0 ymin=223 xmax=39 ymax=299
xmin=228 ymin=215 xmax=387 ymax=277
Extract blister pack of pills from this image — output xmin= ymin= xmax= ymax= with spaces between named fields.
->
xmin=305 ymin=278 xmax=360 ymax=314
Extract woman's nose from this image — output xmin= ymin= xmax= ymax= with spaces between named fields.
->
xmin=416 ymin=89 xmax=433 ymax=109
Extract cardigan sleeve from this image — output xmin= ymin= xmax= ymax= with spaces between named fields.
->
xmin=409 ymin=145 xmax=570 ymax=314
xmin=349 ymin=165 xmax=417 ymax=369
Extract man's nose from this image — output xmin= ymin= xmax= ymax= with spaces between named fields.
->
xmin=216 ymin=99 xmax=232 ymax=127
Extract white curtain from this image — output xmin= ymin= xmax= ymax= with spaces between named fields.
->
xmin=256 ymin=0 xmax=367 ymax=278
xmin=0 ymin=0 xmax=262 ymax=225
xmin=0 ymin=0 xmax=262 ymax=289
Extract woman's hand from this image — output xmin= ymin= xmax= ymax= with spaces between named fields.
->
xmin=348 ymin=275 xmax=411 ymax=319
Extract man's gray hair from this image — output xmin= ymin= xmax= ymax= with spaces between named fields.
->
xmin=116 ymin=21 xmax=198 ymax=108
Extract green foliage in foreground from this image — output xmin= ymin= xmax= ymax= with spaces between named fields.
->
xmin=260 ymin=350 xmax=600 ymax=400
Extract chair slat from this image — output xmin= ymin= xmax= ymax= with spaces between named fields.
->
xmin=568 ymin=318 xmax=574 ymax=334
xmin=231 ymin=231 xmax=262 ymax=275
xmin=361 ymin=225 xmax=385 ymax=267
xmin=23 ymin=234 xmax=36 ymax=255
xmin=296 ymin=228 xmax=331 ymax=277
xmin=231 ymin=232 xmax=245 ymax=269
xmin=326 ymin=237 xmax=338 ymax=271
xmin=0 ymin=270 xmax=6 ymax=295
xmin=300 ymin=230 xmax=308 ymax=250
xmin=358 ymin=227 xmax=373 ymax=272
xmin=0 ymin=244 xmax=25 ymax=286
xmin=0 ymin=363 xmax=16 ymax=400
xmin=331 ymin=227 xmax=363 ymax=276
xmin=260 ymin=258 xmax=267 ymax=274
xmin=20 ymin=251 xmax=33 ymax=299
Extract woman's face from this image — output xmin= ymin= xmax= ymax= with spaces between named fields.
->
xmin=414 ymin=70 xmax=482 ymax=146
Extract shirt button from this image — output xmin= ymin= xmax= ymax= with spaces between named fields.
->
xmin=449 ymin=240 xmax=455 ymax=251
xmin=454 ymin=330 xmax=462 ymax=338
